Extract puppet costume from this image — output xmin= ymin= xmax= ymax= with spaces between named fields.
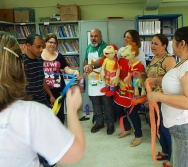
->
xmin=103 ymin=58 xmax=117 ymax=86
xmin=100 ymin=44 xmax=119 ymax=96
xmin=114 ymin=58 xmax=134 ymax=107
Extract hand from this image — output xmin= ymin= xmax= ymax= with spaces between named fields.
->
xmin=132 ymin=71 xmax=142 ymax=78
xmin=79 ymin=71 xmax=87 ymax=79
xmin=84 ymin=64 xmax=93 ymax=74
xmin=111 ymin=76 xmax=120 ymax=86
xmin=148 ymin=71 xmax=157 ymax=78
xmin=145 ymin=78 xmax=156 ymax=87
xmin=50 ymin=96 xmax=55 ymax=106
xmin=147 ymin=91 xmax=161 ymax=102
xmin=66 ymin=86 xmax=82 ymax=111
xmin=73 ymin=70 xmax=80 ymax=79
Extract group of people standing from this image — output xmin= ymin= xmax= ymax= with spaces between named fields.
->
xmin=83 ymin=27 xmax=188 ymax=167
xmin=0 ymin=25 xmax=188 ymax=167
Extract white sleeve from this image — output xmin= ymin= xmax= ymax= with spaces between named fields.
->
xmin=179 ymin=61 xmax=188 ymax=78
xmin=29 ymin=103 xmax=75 ymax=165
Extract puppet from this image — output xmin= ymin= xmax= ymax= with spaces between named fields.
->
xmin=100 ymin=44 xmax=120 ymax=96
xmin=120 ymin=42 xmax=146 ymax=105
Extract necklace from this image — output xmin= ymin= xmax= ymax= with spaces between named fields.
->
xmin=174 ymin=58 xmax=188 ymax=68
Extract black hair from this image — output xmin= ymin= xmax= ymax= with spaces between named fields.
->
xmin=153 ymin=34 xmax=168 ymax=52
xmin=25 ymin=33 xmax=43 ymax=45
xmin=123 ymin=29 xmax=141 ymax=48
xmin=174 ymin=26 xmax=188 ymax=44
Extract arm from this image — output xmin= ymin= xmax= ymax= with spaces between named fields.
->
xmin=58 ymin=86 xmax=85 ymax=164
xmin=43 ymin=79 xmax=55 ymax=104
xmin=147 ymin=72 xmax=188 ymax=110
xmin=64 ymin=66 xmax=80 ymax=79
xmin=84 ymin=58 xmax=104 ymax=74
xmin=111 ymin=68 xmax=120 ymax=86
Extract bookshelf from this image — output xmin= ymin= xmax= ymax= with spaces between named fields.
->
xmin=135 ymin=14 xmax=183 ymax=61
xmin=14 ymin=22 xmax=37 ymax=53
xmin=38 ymin=21 xmax=80 ymax=69
xmin=14 ymin=22 xmax=36 ymax=39
xmin=0 ymin=21 xmax=15 ymax=36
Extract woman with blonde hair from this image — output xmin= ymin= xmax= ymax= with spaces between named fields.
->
xmin=0 ymin=32 xmax=85 ymax=167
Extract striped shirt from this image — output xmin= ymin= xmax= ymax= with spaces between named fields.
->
xmin=23 ymin=54 xmax=47 ymax=104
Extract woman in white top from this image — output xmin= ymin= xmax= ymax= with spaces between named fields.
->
xmin=147 ymin=26 xmax=188 ymax=167
xmin=0 ymin=32 xmax=85 ymax=167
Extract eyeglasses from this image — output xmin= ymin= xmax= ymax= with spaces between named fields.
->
xmin=47 ymin=41 xmax=57 ymax=45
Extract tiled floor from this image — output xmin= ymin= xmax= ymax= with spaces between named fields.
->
xmin=57 ymin=111 xmax=163 ymax=167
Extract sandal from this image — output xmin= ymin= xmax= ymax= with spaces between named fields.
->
xmin=162 ymin=161 xmax=171 ymax=167
xmin=156 ymin=152 xmax=168 ymax=160
xmin=118 ymin=129 xmax=132 ymax=138
xmin=129 ymin=137 xmax=142 ymax=147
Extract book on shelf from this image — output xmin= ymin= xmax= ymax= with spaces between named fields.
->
xmin=154 ymin=21 xmax=161 ymax=34
xmin=139 ymin=20 xmax=161 ymax=35
xmin=58 ymin=41 xmax=79 ymax=53
xmin=64 ymin=56 xmax=80 ymax=68
xmin=63 ymin=25 xmax=70 ymax=37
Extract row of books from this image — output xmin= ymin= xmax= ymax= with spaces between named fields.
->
xmin=141 ymin=40 xmax=173 ymax=59
xmin=0 ymin=26 xmax=15 ymax=36
xmin=57 ymin=40 xmax=79 ymax=53
xmin=139 ymin=20 xmax=161 ymax=35
xmin=64 ymin=56 xmax=80 ymax=68
xmin=39 ymin=24 xmax=78 ymax=38
xmin=15 ymin=26 xmax=36 ymax=38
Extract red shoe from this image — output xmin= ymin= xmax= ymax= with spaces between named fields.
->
xmin=156 ymin=152 xmax=168 ymax=160
xmin=162 ymin=161 xmax=171 ymax=167
xmin=100 ymin=87 xmax=109 ymax=93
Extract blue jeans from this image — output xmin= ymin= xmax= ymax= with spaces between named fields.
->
xmin=148 ymin=102 xmax=171 ymax=160
xmin=89 ymin=95 xmax=115 ymax=126
xmin=114 ymin=102 xmax=142 ymax=137
xmin=169 ymin=123 xmax=188 ymax=167
xmin=157 ymin=103 xmax=172 ymax=161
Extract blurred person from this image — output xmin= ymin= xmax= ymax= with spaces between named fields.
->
xmin=0 ymin=32 xmax=85 ymax=167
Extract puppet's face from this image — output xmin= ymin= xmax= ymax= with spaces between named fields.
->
xmin=103 ymin=45 xmax=117 ymax=59
xmin=120 ymin=45 xmax=135 ymax=60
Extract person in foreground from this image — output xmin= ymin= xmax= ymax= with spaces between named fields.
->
xmin=147 ymin=26 xmax=188 ymax=167
xmin=0 ymin=32 xmax=85 ymax=167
